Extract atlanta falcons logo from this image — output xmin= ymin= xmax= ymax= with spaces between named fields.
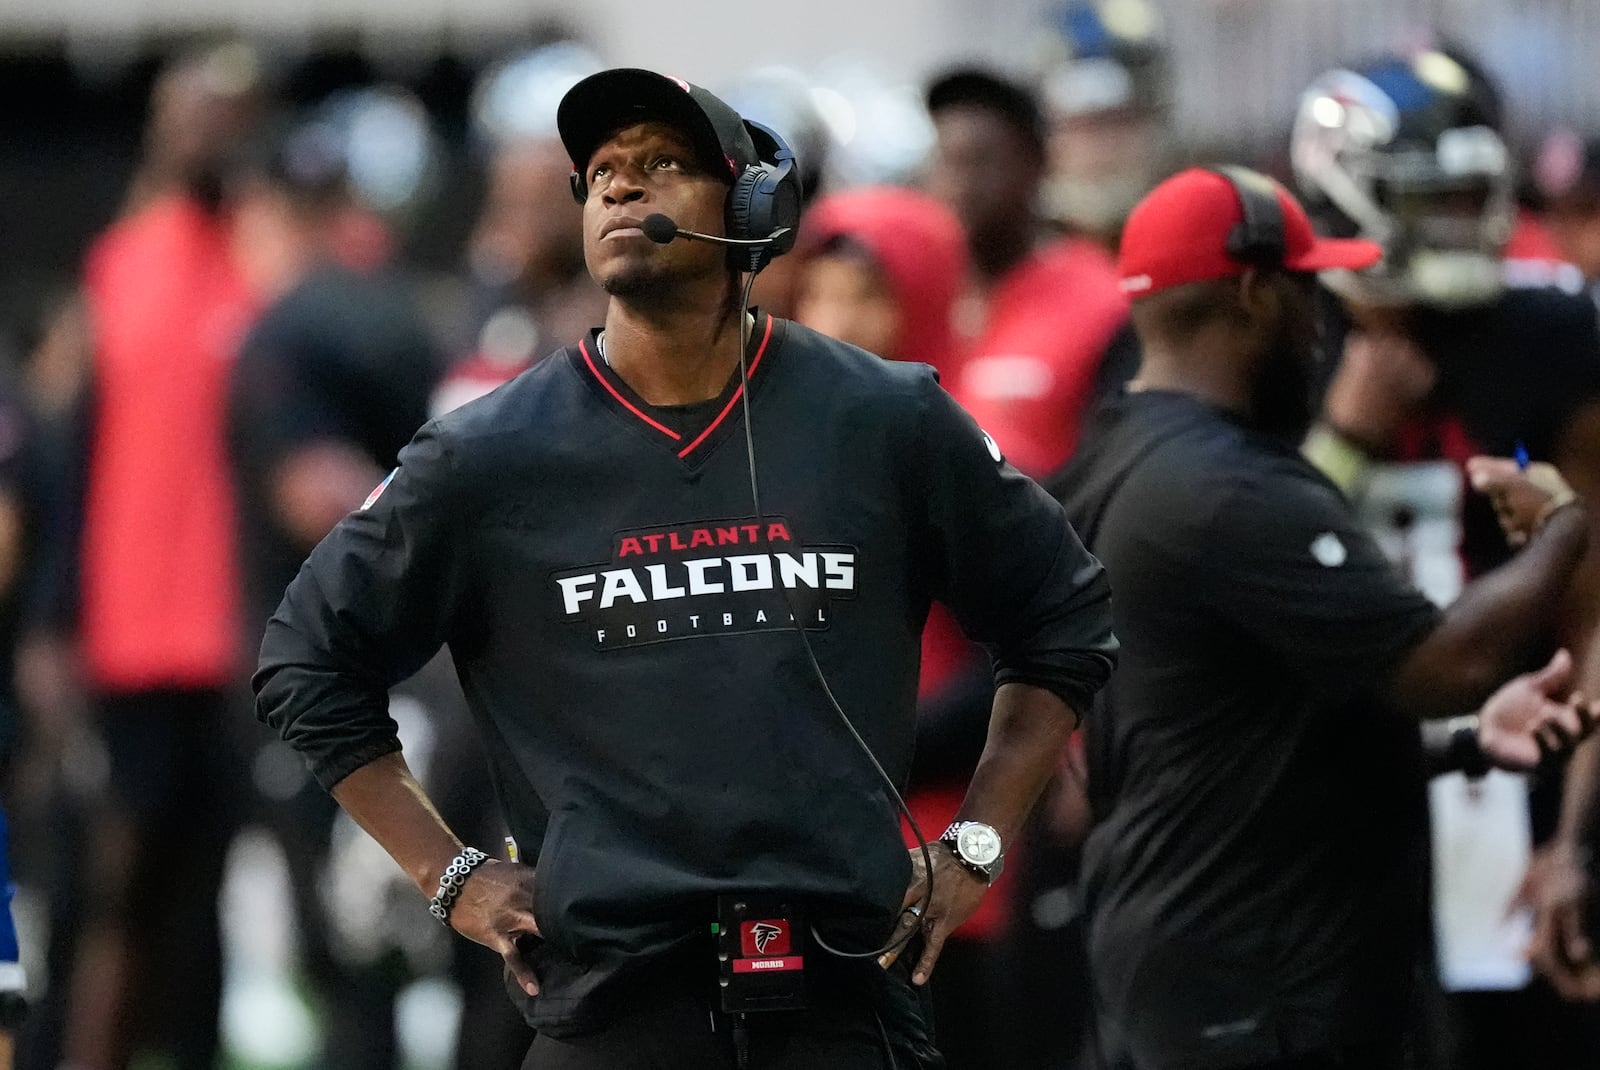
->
xmin=751 ymin=922 xmax=783 ymax=955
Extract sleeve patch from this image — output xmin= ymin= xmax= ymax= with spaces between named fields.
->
xmin=362 ymin=469 xmax=398 ymax=510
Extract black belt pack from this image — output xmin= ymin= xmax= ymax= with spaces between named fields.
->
xmin=714 ymin=894 xmax=808 ymax=1013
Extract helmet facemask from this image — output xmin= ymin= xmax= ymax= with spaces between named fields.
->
xmin=1293 ymin=66 xmax=1514 ymax=309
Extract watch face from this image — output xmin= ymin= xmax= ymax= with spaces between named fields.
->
xmin=956 ymin=823 xmax=1002 ymax=867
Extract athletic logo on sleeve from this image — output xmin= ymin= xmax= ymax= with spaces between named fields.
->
xmin=362 ymin=469 xmax=397 ymax=510
xmin=1310 ymin=532 xmax=1348 ymax=568
xmin=981 ymin=430 xmax=1003 ymax=463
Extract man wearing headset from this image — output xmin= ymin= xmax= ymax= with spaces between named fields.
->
xmin=253 ymin=68 xmax=1117 ymax=1069
xmin=1055 ymin=168 xmax=1597 ymax=1070
xmin=1293 ymin=52 xmax=1600 ymax=1067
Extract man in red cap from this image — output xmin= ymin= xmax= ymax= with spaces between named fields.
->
xmin=1051 ymin=167 xmax=1600 ymax=1070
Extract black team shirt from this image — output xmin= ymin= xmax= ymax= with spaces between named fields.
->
xmin=255 ymin=314 xmax=1116 ymax=1035
xmin=1054 ymin=390 xmax=1441 ymax=1069
xmin=228 ymin=263 xmax=440 ymax=627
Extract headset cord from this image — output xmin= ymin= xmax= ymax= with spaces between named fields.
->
xmin=731 ymin=270 xmax=935 ymax=963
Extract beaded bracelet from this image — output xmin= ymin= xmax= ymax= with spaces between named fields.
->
xmin=428 ymin=847 xmax=489 ymax=925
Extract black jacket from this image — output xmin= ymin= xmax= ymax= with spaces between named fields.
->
xmin=255 ymin=315 xmax=1116 ymax=1034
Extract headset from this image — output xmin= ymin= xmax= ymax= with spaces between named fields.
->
xmin=1213 ymin=164 xmax=1287 ymax=269
xmin=727 ymin=120 xmax=801 ymax=272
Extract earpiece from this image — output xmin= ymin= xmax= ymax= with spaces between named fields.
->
xmin=1214 ymin=165 xmax=1287 ymax=268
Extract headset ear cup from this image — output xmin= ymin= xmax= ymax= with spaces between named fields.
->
xmin=723 ymin=122 xmax=805 ymax=272
xmin=569 ymin=171 xmax=585 ymax=206
xmin=766 ymin=180 xmax=800 ymax=256
xmin=727 ymin=164 xmax=771 ymax=272
xmin=728 ymin=165 xmax=764 ymax=241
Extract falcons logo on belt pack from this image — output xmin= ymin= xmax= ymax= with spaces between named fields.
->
xmin=751 ymin=922 xmax=783 ymax=955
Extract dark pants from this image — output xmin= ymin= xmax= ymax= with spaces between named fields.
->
xmin=924 ymin=937 xmax=1012 ymax=1070
xmin=521 ymin=952 xmax=938 ymax=1070
xmin=1101 ymin=1037 xmax=1407 ymax=1070
xmin=69 ymin=688 xmax=243 ymax=1070
xmin=1221 ymin=1039 xmax=1408 ymax=1070
xmin=1436 ymin=984 xmax=1600 ymax=1070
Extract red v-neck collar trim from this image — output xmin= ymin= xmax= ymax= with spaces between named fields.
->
xmin=675 ymin=314 xmax=774 ymax=458
xmin=577 ymin=314 xmax=776 ymax=459
xmin=578 ymin=339 xmax=682 ymax=441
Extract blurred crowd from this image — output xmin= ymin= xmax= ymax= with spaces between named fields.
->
xmin=3 ymin=1 xmax=1600 ymax=1068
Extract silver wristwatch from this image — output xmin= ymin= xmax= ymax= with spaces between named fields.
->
xmin=939 ymin=821 xmax=1004 ymax=883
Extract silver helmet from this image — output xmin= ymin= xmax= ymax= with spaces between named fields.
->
xmin=1291 ymin=51 xmax=1514 ymax=308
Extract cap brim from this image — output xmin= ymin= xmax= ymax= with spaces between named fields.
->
xmin=1285 ymin=236 xmax=1384 ymax=274
xmin=556 ymin=68 xmax=727 ymax=178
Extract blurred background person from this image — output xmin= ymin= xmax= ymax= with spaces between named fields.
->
xmin=1061 ymin=164 xmax=1594 ymax=1070
xmin=23 ymin=40 xmax=264 ymax=1070
xmin=722 ymin=64 xmax=837 ymax=319
xmin=1293 ymin=47 xmax=1600 ymax=1069
xmin=923 ymin=66 xmax=1129 ymax=479
xmin=1037 ymin=0 xmax=1173 ymax=251
xmin=923 ymin=63 xmax=1134 ymax=1069
xmin=225 ymin=104 xmax=447 ymax=1070
xmin=228 ymin=108 xmax=441 ymax=640
xmin=119 ymin=41 xmax=264 ymax=220
xmin=432 ymin=42 xmax=607 ymax=417
xmin=793 ymin=186 xmax=966 ymax=375
xmin=1532 ymin=128 xmax=1600 ymax=303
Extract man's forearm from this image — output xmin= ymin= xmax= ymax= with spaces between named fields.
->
xmin=1392 ymin=506 xmax=1588 ymax=718
xmin=329 ymin=751 xmax=466 ymax=896
xmin=1554 ymin=738 xmax=1600 ymax=851
xmin=952 ymin=682 xmax=1079 ymax=845
xmin=1553 ymin=625 xmax=1600 ymax=849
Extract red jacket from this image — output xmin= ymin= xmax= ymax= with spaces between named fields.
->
xmin=950 ymin=238 xmax=1129 ymax=479
xmin=80 ymin=195 xmax=255 ymax=691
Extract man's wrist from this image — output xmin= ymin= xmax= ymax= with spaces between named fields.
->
xmin=1541 ymin=834 xmax=1595 ymax=876
xmin=1534 ymin=493 xmax=1583 ymax=533
xmin=427 ymin=846 xmax=490 ymax=925
xmin=1422 ymin=713 xmax=1489 ymax=777
xmin=939 ymin=821 xmax=1005 ymax=884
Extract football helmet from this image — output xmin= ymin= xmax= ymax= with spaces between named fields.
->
xmin=1037 ymin=0 xmax=1171 ymax=234
xmin=1291 ymin=50 xmax=1513 ymax=308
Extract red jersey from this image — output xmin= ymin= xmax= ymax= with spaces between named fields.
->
xmin=80 ymin=195 xmax=255 ymax=691
xmin=950 ymin=238 xmax=1128 ymax=478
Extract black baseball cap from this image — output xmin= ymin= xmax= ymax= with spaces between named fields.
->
xmin=557 ymin=68 xmax=759 ymax=185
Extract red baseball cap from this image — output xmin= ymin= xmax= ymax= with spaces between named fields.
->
xmin=1117 ymin=167 xmax=1383 ymax=298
